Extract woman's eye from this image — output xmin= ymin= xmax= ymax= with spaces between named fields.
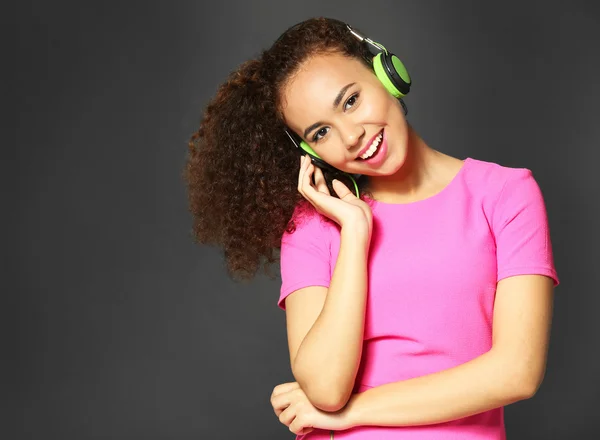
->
xmin=311 ymin=93 xmax=359 ymax=142
xmin=344 ymin=92 xmax=360 ymax=110
xmin=313 ymin=127 xmax=329 ymax=142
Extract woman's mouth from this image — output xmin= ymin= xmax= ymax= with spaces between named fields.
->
xmin=356 ymin=129 xmax=387 ymax=165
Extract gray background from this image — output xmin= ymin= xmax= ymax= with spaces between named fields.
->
xmin=13 ymin=0 xmax=599 ymax=439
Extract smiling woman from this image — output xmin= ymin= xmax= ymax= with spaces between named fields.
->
xmin=280 ymin=24 xmax=411 ymax=198
xmin=281 ymin=53 xmax=407 ymax=174
xmin=183 ymin=17 xmax=559 ymax=440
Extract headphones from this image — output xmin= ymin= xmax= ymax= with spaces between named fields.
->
xmin=285 ymin=23 xmax=412 ymax=197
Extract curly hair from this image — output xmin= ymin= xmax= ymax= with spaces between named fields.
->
xmin=183 ymin=17 xmax=407 ymax=281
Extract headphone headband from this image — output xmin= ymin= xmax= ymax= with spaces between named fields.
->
xmin=346 ymin=24 xmax=389 ymax=56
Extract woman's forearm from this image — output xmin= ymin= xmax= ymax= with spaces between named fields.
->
xmin=293 ymin=223 xmax=370 ymax=412
xmin=341 ymin=348 xmax=533 ymax=428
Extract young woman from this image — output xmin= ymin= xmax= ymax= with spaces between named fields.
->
xmin=184 ymin=17 xmax=559 ymax=440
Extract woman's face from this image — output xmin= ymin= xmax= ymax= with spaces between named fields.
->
xmin=280 ymin=51 xmax=409 ymax=176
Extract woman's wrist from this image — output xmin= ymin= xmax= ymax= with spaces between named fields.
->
xmin=338 ymin=393 xmax=360 ymax=430
xmin=340 ymin=221 xmax=371 ymax=249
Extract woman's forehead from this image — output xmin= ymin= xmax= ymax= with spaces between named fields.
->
xmin=281 ymin=53 xmax=366 ymax=126
xmin=287 ymin=53 xmax=364 ymax=94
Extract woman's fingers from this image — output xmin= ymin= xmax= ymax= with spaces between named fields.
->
xmin=297 ymin=155 xmax=307 ymax=195
xmin=313 ymin=165 xmax=330 ymax=195
xmin=302 ymin=160 xmax=330 ymax=205
xmin=270 ymin=382 xmax=301 ymax=417
xmin=332 ymin=178 xmax=354 ymax=200
xmin=299 ymin=155 xmax=322 ymax=202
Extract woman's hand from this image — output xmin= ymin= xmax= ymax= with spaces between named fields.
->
xmin=298 ymin=154 xmax=372 ymax=241
xmin=270 ymin=381 xmax=351 ymax=435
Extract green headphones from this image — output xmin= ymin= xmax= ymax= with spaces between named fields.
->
xmin=285 ymin=23 xmax=412 ymax=197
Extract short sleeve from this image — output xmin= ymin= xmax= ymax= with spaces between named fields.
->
xmin=492 ymin=168 xmax=559 ymax=287
xmin=278 ymin=211 xmax=332 ymax=310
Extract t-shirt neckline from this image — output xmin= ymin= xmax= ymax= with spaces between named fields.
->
xmin=364 ymin=157 xmax=472 ymax=208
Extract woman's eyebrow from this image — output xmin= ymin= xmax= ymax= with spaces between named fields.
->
xmin=303 ymin=82 xmax=356 ymax=139
xmin=332 ymin=82 xmax=356 ymax=109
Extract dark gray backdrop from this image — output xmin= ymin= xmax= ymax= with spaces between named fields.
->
xmin=14 ymin=1 xmax=599 ymax=439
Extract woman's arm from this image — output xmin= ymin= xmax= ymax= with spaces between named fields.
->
xmin=340 ymin=274 xmax=554 ymax=428
xmin=287 ymin=223 xmax=370 ymax=412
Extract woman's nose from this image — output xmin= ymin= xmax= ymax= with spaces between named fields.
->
xmin=341 ymin=124 xmax=365 ymax=148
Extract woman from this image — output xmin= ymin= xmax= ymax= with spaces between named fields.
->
xmin=184 ymin=17 xmax=559 ymax=439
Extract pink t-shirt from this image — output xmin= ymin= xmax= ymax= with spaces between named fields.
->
xmin=278 ymin=157 xmax=559 ymax=439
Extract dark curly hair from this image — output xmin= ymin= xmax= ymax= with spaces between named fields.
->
xmin=183 ymin=17 xmax=407 ymax=281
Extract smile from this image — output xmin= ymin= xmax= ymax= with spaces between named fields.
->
xmin=356 ymin=129 xmax=384 ymax=160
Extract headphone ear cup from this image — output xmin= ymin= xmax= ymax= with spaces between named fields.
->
xmin=384 ymin=53 xmax=411 ymax=95
xmin=299 ymin=140 xmax=335 ymax=171
xmin=299 ymin=140 xmax=321 ymax=159
xmin=372 ymin=52 xmax=411 ymax=98
xmin=298 ymin=140 xmax=360 ymax=197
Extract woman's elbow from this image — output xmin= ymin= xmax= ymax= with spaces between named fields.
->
xmin=519 ymin=373 xmax=545 ymax=400
xmin=507 ymin=361 xmax=546 ymax=401
xmin=303 ymin=381 xmax=352 ymax=412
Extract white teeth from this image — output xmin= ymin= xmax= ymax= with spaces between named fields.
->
xmin=359 ymin=131 xmax=383 ymax=160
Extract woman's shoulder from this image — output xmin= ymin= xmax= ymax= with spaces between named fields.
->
xmin=462 ymin=157 xmax=547 ymax=226
xmin=283 ymin=200 xmax=338 ymax=240
xmin=464 ymin=156 xmax=535 ymax=193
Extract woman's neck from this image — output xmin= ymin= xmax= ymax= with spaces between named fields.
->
xmin=363 ymin=123 xmax=443 ymax=203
